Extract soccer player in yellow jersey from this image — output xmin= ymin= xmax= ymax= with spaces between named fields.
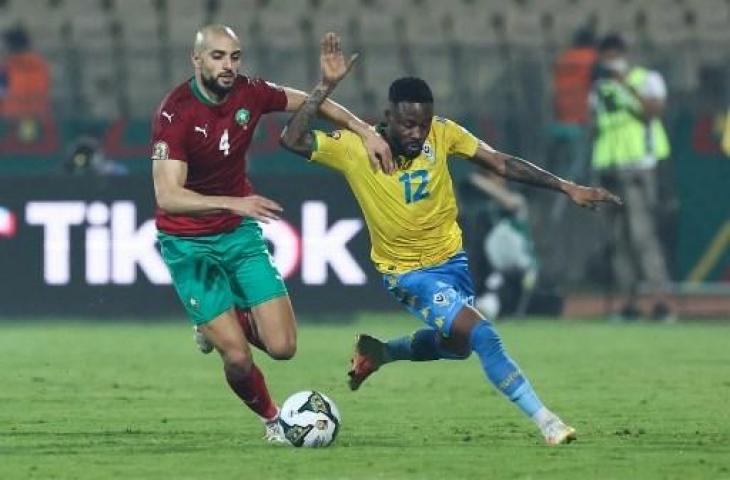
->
xmin=281 ymin=33 xmax=622 ymax=445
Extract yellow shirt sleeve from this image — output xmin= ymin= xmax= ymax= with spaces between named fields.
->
xmin=443 ymin=118 xmax=480 ymax=158
xmin=310 ymin=129 xmax=355 ymax=173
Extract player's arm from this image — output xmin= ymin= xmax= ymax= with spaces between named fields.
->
xmin=282 ymin=62 xmax=393 ymax=171
xmin=469 ymin=141 xmax=622 ymax=209
xmin=152 ymin=158 xmax=282 ymax=222
xmin=280 ymin=33 xmax=358 ymax=158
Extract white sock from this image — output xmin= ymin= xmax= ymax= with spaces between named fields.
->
xmin=531 ymin=407 xmax=556 ymax=430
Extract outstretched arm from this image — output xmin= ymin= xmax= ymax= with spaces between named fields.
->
xmin=469 ymin=141 xmax=622 ymax=209
xmin=283 ymin=87 xmax=393 ymax=172
xmin=281 ymin=42 xmax=392 ymax=173
xmin=280 ymin=33 xmax=358 ymax=158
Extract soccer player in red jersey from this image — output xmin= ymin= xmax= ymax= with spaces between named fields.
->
xmin=150 ymin=25 xmax=393 ymax=442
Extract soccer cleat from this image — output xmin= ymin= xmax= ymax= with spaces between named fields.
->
xmin=263 ymin=416 xmax=287 ymax=444
xmin=541 ymin=417 xmax=577 ymax=445
xmin=193 ymin=326 xmax=214 ymax=354
xmin=347 ymin=334 xmax=387 ymax=391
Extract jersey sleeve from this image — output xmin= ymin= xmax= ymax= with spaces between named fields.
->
xmin=442 ymin=117 xmax=480 ymax=158
xmin=310 ymin=130 xmax=354 ymax=173
xmin=150 ymin=101 xmax=189 ymax=162
xmin=254 ymin=78 xmax=288 ymax=113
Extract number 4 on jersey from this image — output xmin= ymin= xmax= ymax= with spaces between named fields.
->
xmin=219 ymin=129 xmax=230 ymax=156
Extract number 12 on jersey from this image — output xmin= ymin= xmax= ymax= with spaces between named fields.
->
xmin=399 ymin=169 xmax=430 ymax=204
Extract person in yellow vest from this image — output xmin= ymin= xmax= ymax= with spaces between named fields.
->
xmin=590 ymin=33 xmax=674 ymax=321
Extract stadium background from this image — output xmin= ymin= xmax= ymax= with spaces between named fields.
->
xmin=2 ymin=2 xmax=730 ymax=480
xmin=0 ymin=0 xmax=728 ymax=317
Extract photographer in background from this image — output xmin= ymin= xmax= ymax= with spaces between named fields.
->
xmin=589 ymin=33 xmax=674 ymax=321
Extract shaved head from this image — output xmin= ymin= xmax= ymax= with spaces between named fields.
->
xmin=191 ymin=24 xmax=242 ymax=102
xmin=193 ymin=24 xmax=239 ymax=55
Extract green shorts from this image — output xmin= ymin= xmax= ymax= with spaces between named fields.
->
xmin=158 ymin=218 xmax=288 ymax=325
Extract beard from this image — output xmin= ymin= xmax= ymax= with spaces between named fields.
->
xmin=201 ymin=72 xmax=234 ymax=98
xmin=398 ymin=140 xmax=423 ymax=159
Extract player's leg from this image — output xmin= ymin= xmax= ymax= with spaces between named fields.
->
xmin=193 ymin=308 xmax=265 ymax=355
xmin=356 ymin=300 xmax=576 ymax=444
xmin=349 ymin=254 xmax=474 ymax=390
xmin=197 ymin=308 xmax=279 ymax=423
xmin=447 ymin=306 xmax=575 ymax=444
xmin=158 ymin=229 xmax=284 ymax=442
xmin=349 ymin=252 xmax=576 ymax=443
xmin=250 ymin=296 xmax=297 ymax=360
xmin=236 ymin=308 xmax=268 ymax=352
xmin=224 ymin=218 xmax=296 ymax=361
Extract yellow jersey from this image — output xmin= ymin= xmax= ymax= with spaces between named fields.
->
xmin=310 ymin=116 xmax=480 ymax=274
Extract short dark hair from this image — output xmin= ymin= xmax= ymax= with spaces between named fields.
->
xmin=388 ymin=77 xmax=433 ymax=104
xmin=598 ymin=33 xmax=627 ymax=53
xmin=3 ymin=25 xmax=31 ymax=52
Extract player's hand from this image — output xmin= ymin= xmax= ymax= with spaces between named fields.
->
xmin=362 ymin=126 xmax=395 ymax=174
xmin=320 ymin=32 xmax=359 ymax=88
xmin=565 ymin=183 xmax=623 ymax=210
xmin=227 ymin=195 xmax=283 ymax=223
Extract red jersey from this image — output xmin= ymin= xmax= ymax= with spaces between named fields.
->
xmin=151 ymin=75 xmax=287 ymax=235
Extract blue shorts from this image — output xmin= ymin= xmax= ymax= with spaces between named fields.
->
xmin=382 ymin=251 xmax=475 ymax=336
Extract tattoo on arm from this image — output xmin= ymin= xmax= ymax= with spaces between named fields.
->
xmin=280 ymin=83 xmax=334 ymax=157
xmin=502 ymin=153 xmax=567 ymax=192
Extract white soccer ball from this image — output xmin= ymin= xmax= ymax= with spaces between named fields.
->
xmin=278 ymin=390 xmax=341 ymax=448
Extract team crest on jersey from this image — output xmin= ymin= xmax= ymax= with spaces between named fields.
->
xmin=235 ymin=108 xmax=250 ymax=126
xmin=151 ymin=141 xmax=169 ymax=160
xmin=422 ymin=141 xmax=435 ymax=164
xmin=327 ymin=130 xmax=342 ymax=140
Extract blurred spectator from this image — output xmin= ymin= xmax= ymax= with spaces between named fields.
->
xmin=1 ymin=25 xmax=50 ymax=118
xmin=468 ymin=170 xmax=539 ymax=320
xmin=547 ymin=27 xmax=597 ymax=178
xmin=0 ymin=24 xmax=51 ymax=145
xmin=553 ymin=28 xmax=597 ymax=126
xmin=590 ymin=33 xmax=674 ymax=321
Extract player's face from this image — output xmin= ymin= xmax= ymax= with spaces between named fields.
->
xmin=194 ymin=33 xmax=241 ymax=98
xmin=385 ymin=102 xmax=433 ymax=159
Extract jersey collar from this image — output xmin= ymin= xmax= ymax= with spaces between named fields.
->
xmin=189 ymin=77 xmax=220 ymax=106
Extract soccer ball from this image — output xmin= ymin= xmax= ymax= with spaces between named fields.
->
xmin=278 ymin=390 xmax=341 ymax=448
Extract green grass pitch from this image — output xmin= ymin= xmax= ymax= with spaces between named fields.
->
xmin=1 ymin=314 xmax=729 ymax=479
